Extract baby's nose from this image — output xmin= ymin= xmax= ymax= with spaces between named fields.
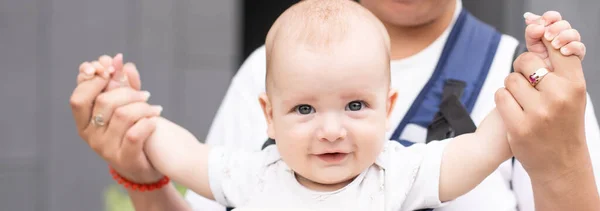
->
xmin=317 ymin=114 xmax=347 ymax=142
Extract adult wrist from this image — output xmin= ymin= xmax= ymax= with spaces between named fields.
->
xmin=528 ymin=143 xmax=592 ymax=184
xmin=110 ymin=165 xmax=164 ymax=184
xmin=109 ymin=166 xmax=170 ymax=191
xmin=530 ymin=161 xmax=599 ymax=210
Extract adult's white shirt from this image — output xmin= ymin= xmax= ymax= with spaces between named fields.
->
xmin=185 ymin=1 xmax=600 ymax=210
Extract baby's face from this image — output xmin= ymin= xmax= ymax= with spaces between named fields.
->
xmin=261 ymin=37 xmax=396 ymax=191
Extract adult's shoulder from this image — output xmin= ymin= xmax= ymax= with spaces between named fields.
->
xmin=484 ymin=33 xmax=521 ymax=78
xmin=229 ymin=45 xmax=267 ymax=94
xmin=235 ymin=45 xmax=267 ymax=80
xmin=497 ymin=33 xmax=521 ymax=59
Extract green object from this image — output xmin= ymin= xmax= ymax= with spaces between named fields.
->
xmin=104 ymin=183 xmax=187 ymax=211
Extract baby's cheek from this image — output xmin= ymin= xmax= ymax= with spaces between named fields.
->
xmin=280 ymin=147 xmax=305 ymax=165
xmin=350 ymin=117 xmax=387 ymax=141
xmin=273 ymin=116 xmax=313 ymax=138
xmin=275 ymin=131 xmax=310 ymax=159
xmin=354 ymin=137 xmax=384 ymax=164
xmin=278 ymin=142 xmax=311 ymax=175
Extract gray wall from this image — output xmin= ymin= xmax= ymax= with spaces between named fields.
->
xmin=464 ymin=0 xmax=527 ymax=41
xmin=0 ymin=0 xmax=598 ymax=211
xmin=0 ymin=0 xmax=238 ymax=210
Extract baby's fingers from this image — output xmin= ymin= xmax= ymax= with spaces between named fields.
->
xmin=550 ymin=28 xmax=580 ymax=49
xmin=559 ymin=41 xmax=586 ymax=61
xmin=77 ymin=61 xmax=109 ymax=84
xmin=99 ymin=55 xmax=115 ymax=74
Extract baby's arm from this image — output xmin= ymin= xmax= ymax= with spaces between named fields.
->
xmin=438 ymin=108 xmax=511 ymax=202
xmin=143 ymin=117 xmax=215 ymax=200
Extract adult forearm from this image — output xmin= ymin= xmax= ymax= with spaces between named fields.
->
xmin=532 ymin=152 xmax=600 ymax=211
xmin=129 ymin=183 xmax=191 ymax=211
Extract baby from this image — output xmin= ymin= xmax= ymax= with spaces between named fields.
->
xmin=98 ymin=1 xmax=581 ymax=210
xmin=142 ymin=1 xmax=507 ymax=210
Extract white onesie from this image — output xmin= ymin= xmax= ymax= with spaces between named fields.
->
xmin=208 ymin=139 xmax=450 ymax=211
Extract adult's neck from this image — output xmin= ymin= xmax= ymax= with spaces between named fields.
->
xmin=386 ymin=2 xmax=457 ymax=60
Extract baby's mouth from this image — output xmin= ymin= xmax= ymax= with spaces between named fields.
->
xmin=316 ymin=152 xmax=348 ymax=164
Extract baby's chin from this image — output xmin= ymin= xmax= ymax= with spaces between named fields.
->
xmin=295 ymin=167 xmax=362 ymax=191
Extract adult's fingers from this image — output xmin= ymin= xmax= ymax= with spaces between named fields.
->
xmin=90 ymin=88 xmax=151 ymax=132
xmin=504 ymin=72 xmax=541 ymax=112
xmin=495 ymin=88 xmax=525 ymax=133
xmin=124 ymin=62 xmax=142 ymax=90
xmin=103 ymin=102 xmax=162 ymax=153
xmin=105 ymin=54 xmax=124 ymax=91
xmin=120 ymin=117 xmax=159 ymax=167
xmin=111 ymin=54 xmax=141 ymax=90
xmin=113 ymin=53 xmax=124 ymax=72
xmin=70 ymin=76 xmax=110 ymax=132
xmin=512 ymin=52 xmax=555 ymax=91
xmin=106 ymin=62 xmax=134 ymax=91
xmin=105 ymin=54 xmax=141 ymax=91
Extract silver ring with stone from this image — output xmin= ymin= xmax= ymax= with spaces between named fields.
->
xmin=528 ymin=67 xmax=549 ymax=87
xmin=91 ymin=113 xmax=106 ymax=126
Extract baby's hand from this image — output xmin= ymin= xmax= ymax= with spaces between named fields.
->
xmin=523 ymin=11 xmax=585 ymax=69
xmin=76 ymin=55 xmax=113 ymax=85
xmin=77 ymin=54 xmax=142 ymax=91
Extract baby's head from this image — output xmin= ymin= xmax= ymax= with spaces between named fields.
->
xmin=259 ymin=0 xmax=397 ymax=191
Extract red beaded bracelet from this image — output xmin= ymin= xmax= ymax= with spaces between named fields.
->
xmin=109 ymin=166 xmax=170 ymax=192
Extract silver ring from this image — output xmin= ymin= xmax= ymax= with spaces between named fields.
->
xmin=528 ymin=67 xmax=549 ymax=87
xmin=92 ymin=113 xmax=106 ymax=126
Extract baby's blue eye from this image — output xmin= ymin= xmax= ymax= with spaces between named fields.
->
xmin=346 ymin=101 xmax=365 ymax=111
xmin=295 ymin=105 xmax=314 ymax=115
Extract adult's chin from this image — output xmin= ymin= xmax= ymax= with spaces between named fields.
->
xmin=360 ymin=0 xmax=451 ymax=28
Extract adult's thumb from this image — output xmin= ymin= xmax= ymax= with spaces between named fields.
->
xmin=124 ymin=63 xmax=142 ymax=90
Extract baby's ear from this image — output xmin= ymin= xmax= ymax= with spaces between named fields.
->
xmin=385 ymin=89 xmax=398 ymax=130
xmin=259 ymin=93 xmax=275 ymax=138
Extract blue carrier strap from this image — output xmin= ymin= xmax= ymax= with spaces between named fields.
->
xmin=403 ymin=8 xmax=501 ymax=211
xmin=390 ymin=8 xmax=501 ymax=148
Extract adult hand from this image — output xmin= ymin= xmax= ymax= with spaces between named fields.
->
xmin=500 ymin=11 xmax=590 ymax=180
xmin=499 ymin=42 xmax=588 ymax=180
xmin=495 ymin=28 xmax=598 ymax=209
xmin=70 ymin=54 xmax=163 ymax=183
xmin=501 ymin=11 xmax=590 ymax=180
